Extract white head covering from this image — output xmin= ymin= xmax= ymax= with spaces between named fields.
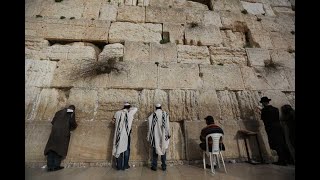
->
xmin=155 ymin=103 xmax=161 ymax=108
xmin=124 ymin=102 xmax=130 ymax=106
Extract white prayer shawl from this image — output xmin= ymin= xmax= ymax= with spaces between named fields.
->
xmin=147 ymin=109 xmax=170 ymax=155
xmin=112 ymin=107 xmax=138 ymax=158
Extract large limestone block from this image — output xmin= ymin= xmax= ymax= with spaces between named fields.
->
xmin=209 ymin=47 xmax=247 ymax=66
xmin=211 ymin=0 xmax=244 ymax=12
xmin=95 ymin=89 xmax=140 ymax=121
xmin=99 ymin=4 xmax=118 ymax=21
xmin=124 ymin=41 xmax=150 ymax=62
xmin=281 ymin=32 xmax=295 ymax=51
xmin=185 ymin=9 xmax=204 ymax=24
xmin=185 ymin=25 xmax=222 ymax=46
xmin=163 ymin=23 xmax=185 ymax=44
xmin=200 ymin=64 xmax=245 ymax=90
xmin=166 ymin=122 xmax=186 ymax=160
xmin=202 ymin=11 xmax=222 ymax=27
xmin=276 ymin=14 xmax=295 ymax=33
xmin=250 ymin=29 xmax=274 ymax=49
xmin=221 ymin=30 xmax=246 ymax=48
xmin=129 ymin=124 xmax=150 ymax=161
xmin=150 ymin=43 xmax=177 ymax=63
xmin=159 ymin=63 xmax=201 ymax=89
xmin=25 ymin=86 xmax=41 ymax=121
xmin=270 ymin=50 xmax=294 ymax=69
xmin=218 ymin=122 xmax=244 ymax=158
xmin=124 ymin=0 xmax=138 ymax=6
xmin=108 ymin=22 xmax=162 ymax=43
xmin=74 ymin=62 xmax=158 ymax=89
xmin=283 ymin=68 xmax=295 ymax=91
xmin=198 ymin=90 xmax=221 ymax=121
xmin=25 ymin=59 xmax=57 ymax=87
xmin=146 ymin=6 xmax=186 ymax=24
xmin=219 ymin=11 xmax=245 ymax=31
xmin=260 ymin=90 xmax=291 ymax=111
xmin=82 ymin=0 xmax=103 ymax=20
xmin=216 ymin=90 xmax=241 ymax=121
xmin=260 ymin=17 xmax=282 ymax=32
xmin=184 ymin=121 xmax=205 ymax=160
xmin=149 ymin=0 xmax=173 ymax=7
xmin=246 ymin=48 xmax=271 ymax=67
xmin=284 ymin=92 xmax=295 ymax=109
xmin=168 ymin=90 xmax=199 ymax=122
xmin=33 ymin=0 xmax=85 ymax=19
xmin=25 ymin=37 xmax=50 ymax=60
xmin=185 ymin=1 xmax=209 ymax=10
xmin=98 ymin=43 xmax=124 ymax=61
xmin=236 ymin=90 xmax=261 ymax=121
xmin=25 ymin=18 xmax=110 ymax=42
xmin=67 ymin=122 xmax=113 ymax=162
xmin=25 ymin=121 xmax=51 ymax=161
xmin=177 ymin=45 xmax=210 ymax=64
xmin=240 ymin=1 xmax=265 ymax=15
xmin=241 ymin=66 xmax=291 ymax=90
xmin=117 ymin=6 xmax=145 ymax=23
xmin=138 ymin=89 xmax=169 ymax=122
xmin=243 ymin=14 xmax=263 ymax=31
xmin=28 ymin=88 xmax=68 ymax=121
xmin=265 ymin=0 xmax=291 ymax=7
xmin=263 ymin=3 xmax=276 ymax=16
xmin=25 ymin=0 xmax=42 ymax=18
xmin=269 ymin=31 xmax=288 ymax=50
xmin=67 ymin=88 xmax=98 ymax=121
xmin=108 ymin=0 xmax=125 ymax=6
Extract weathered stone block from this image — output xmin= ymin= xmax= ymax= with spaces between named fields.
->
xmin=166 ymin=122 xmax=186 ymax=160
xmin=211 ymin=0 xmax=244 ymax=12
xmin=25 ymin=121 xmax=51 ymax=161
xmin=163 ymin=23 xmax=185 ymax=44
xmin=219 ymin=11 xmax=245 ymax=31
xmin=28 ymin=88 xmax=68 ymax=121
xmin=108 ymin=22 xmax=162 ymax=43
xmin=149 ymin=0 xmax=173 ymax=7
xmin=184 ymin=121 xmax=204 ymax=160
xmin=185 ymin=9 xmax=204 ymax=24
xmin=117 ymin=6 xmax=145 ymax=23
xmin=210 ymin=47 xmax=247 ymax=65
xmin=240 ymin=1 xmax=265 ymax=15
xmin=202 ymin=11 xmax=222 ymax=27
xmin=216 ymin=90 xmax=241 ymax=121
xmin=198 ymin=90 xmax=221 ymax=121
xmin=200 ymin=64 xmax=245 ymax=90
xmin=168 ymin=90 xmax=199 ymax=122
xmin=150 ymin=43 xmax=177 ymax=63
xmin=67 ymin=88 xmax=98 ymax=121
xmin=283 ymin=68 xmax=295 ymax=91
xmin=241 ymin=66 xmax=291 ymax=90
xmin=177 ymin=45 xmax=210 ymax=64
xmin=146 ymin=6 xmax=186 ymax=24
xmin=25 ymin=86 xmax=42 ymax=121
xmin=284 ymin=91 xmax=295 ymax=108
xmin=246 ymin=48 xmax=271 ymax=67
xmin=221 ymin=30 xmax=246 ymax=48
xmin=159 ymin=63 xmax=201 ymax=89
xmin=25 ymin=59 xmax=57 ymax=87
xmin=185 ymin=25 xmax=222 ymax=46
xmin=250 ymin=29 xmax=274 ymax=49
xmin=270 ymin=50 xmax=294 ymax=69
xmin=95 ymin=89 xmax=140 ymax=121
xmin=273 ymin=6 xmax=295 ymax=14
xmin=235 ymin=90 xmax=261 ymax=121
xmin=185 ymin=1 xmax=209 ymax=10
xmin=98 ymin=43 xmax=124 ymax=61
xmin=260 ymin=90 xmax=292 ymax=111
xmin=260 ymin=17 xmax=282 ymax=32
xmin=263 ymin=3 xmax=276 ymax=16
xmin=269 ymin=31 xmax=288 ymax=50
xmin=99 ymin=4 xmax=118 ymax=21
xmin=124 ymin=41 xmax=150 ymax=62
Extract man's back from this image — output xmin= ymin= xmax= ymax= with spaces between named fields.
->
xmin=261 ymin=105 xmax=280 ymax=127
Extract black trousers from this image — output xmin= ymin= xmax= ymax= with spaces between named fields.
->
xmin=47 ymin=150 xmax=62 ymax=169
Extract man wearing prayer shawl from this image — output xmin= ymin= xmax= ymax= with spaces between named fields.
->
xmin=112 ymin=102 xmax=138 ymax=170
xmin=147 ymin=104 xmax=170 ymax=171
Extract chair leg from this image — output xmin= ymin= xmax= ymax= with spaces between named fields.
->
xmin=209 ymin=154 xmax=215 ymax=174
xmin=203 ymin=152 xmax=206 ymax=170
xmin=220 ymin=152 xmax=227 ymax=174
xmin=216 ymin=154 xmax=220 ymax=168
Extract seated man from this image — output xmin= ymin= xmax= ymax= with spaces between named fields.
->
xmin=199 ymin=115 xmax=225 ymax=168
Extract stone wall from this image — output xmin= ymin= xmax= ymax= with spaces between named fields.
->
xmin=25 ymin=0 xmax=295 ymax=166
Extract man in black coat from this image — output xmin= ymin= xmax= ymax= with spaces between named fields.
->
xmin=44 ymin=105 xmax=78 ymax=171
xmin=259 ymin=97 xmax=291 ymax=166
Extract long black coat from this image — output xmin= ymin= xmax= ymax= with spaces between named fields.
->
xmin=261 ymin=105 xmax=286 ymax=150
xmin=44 ymin=108 xmax=77 ymax=157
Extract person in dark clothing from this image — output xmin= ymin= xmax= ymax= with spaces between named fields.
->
xmin=259 ymin=97 xmax=291 ymax=166
xmin=281 ymin=104 xmax=295 ymax=149
xmin=44 ymin=105 xmax=78 ymax=172
xmin=199 ymin=116 xmax=225 ymax=168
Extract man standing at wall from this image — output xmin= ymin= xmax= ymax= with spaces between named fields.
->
xmin=147 ymin=104 xmax=170 ymax=171
xmin=112 ymin=102 xmax=138 ymax=170
xmin=44 ymin=105 xmax=78 ymax=172
xmin=258 ymin=97 xmax=291 ymax=166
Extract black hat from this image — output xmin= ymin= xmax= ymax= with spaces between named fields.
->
xmin=260 ymin=96 xmax=271 ymax=103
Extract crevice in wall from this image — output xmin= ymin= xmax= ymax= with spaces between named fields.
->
xmin=188 ymin=0 xmax=212 ymax=10
xmin=47 ymin=40 xmax=107 ymax=52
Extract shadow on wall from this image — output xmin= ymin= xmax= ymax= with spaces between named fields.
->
xmin=137 ymin=121 xmax=150 ymax=165
xmin=188 ymin=0 xmax=213 ymax=10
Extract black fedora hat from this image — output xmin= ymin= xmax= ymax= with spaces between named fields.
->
xmin=260 ymin=96 xmax=271 ymax=103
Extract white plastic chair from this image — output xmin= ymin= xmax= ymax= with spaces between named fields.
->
xmin=202 ymin=133 xmax=227 ymax=174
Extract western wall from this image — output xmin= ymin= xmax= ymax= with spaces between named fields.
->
xmin=25 ymin=0 xmax=295 ymax=167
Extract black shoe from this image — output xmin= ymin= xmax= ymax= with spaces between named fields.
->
xmin=125 ymin=165 xmax=130 ymax=169
xmin=272 ymin=161 xmax=288 ymax=166
xmin=47 ymin=168 xmax=54 ymax=172
xmin=162 ymin=167 xmax=166 ymax=171
xmin=53 ymin=166 xmax=64 ymax=171
xmin=151 ymin=166 xmax=157 ymax=171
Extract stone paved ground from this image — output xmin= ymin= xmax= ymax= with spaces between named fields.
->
xmin=25 ymin=163 xmax=295 ymax=180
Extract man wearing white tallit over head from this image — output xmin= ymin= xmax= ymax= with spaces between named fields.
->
xmin=112 ymin=102 xmax=138 ymax=170
xmin=147 ymin=103 xmax=171 ymax=171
